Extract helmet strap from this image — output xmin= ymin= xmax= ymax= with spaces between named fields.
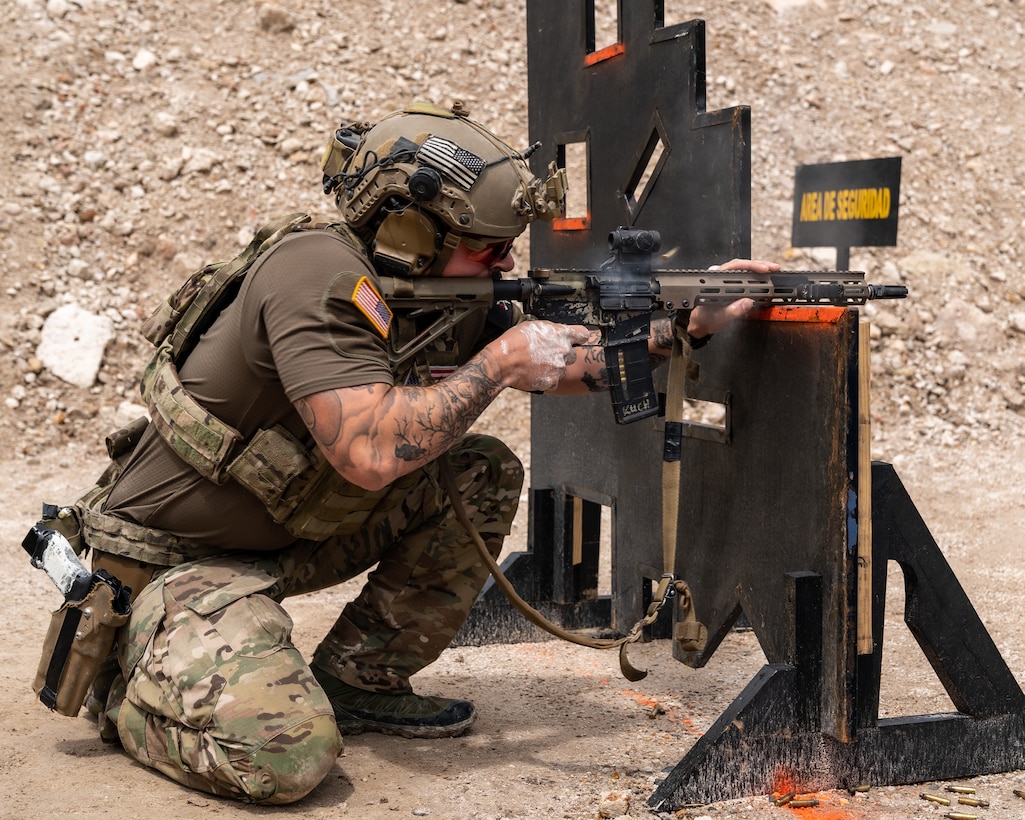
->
xmin=429 ymin=231 xmax=462 ymax=277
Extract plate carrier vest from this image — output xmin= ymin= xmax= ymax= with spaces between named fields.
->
xmin=130 ymin=212 xmax=418 ymax=543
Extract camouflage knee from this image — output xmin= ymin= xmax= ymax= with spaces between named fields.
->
xmin=312 ymin=435 xmax=524 ymax=692
xmin=445 ymin=433 xmax=524 ymax=555
xmin=115 ymin=557 xmax=341 ymax=803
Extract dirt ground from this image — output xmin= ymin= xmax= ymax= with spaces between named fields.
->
xmin=3 ymin=0 xmax=1025 ymax=818
xmin=3 ymin=433 xmax=1025 ymax=819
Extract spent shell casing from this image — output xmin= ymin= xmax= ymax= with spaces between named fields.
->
xmin=788 ymin=799 xmax=819 ymax=808
xmin=773 ymin=792 xmax=795 ymax=806
xmin=945 ymin=785 xmax=976 ymax=794
xmin=1014 ymin=788 xmax=1025 ymax=799
xmin=853 ymin=784 xmax=871 ymax=792
xmin=944 ymin=813 xmax=977 ymax=820
xmin=957 ymin=796 xmax=989 ymax=807
xmin=920 ymin=792 xmax=951 ymax=806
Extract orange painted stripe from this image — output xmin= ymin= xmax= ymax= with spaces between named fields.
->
xmin=750 ymin=306 xmax=847 ymax=324
xmin=553 ymin=216 xmax=590 ymax=231
xmin=584 ymin=42 xmax=625 ymax=66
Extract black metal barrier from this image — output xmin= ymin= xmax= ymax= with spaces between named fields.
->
xmin=458 ymin=307 xmax=1025 ymax=806
xmin=454 ymin=2 xmax=1025 ymax=808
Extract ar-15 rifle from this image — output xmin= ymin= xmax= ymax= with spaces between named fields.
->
xmin=378 ymin=227 xmax=908 ymax=424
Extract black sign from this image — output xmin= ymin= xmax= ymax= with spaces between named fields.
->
xmin=791 ymin=157 xmax=901 ymax=249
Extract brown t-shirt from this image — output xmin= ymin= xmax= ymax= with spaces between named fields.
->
xmin=104 ymin=228 xmax=510 ymax=550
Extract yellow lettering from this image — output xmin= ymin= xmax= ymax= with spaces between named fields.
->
xmin=800 ymin=191 xmax=820 ymax=222
xmin=798 ymin=186 xmax=893 ymax=222
xmin=833 ymin=187 xmax=893 ymax=220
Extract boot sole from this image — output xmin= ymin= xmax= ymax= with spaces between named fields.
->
xmin=331 ymin=705 xmax=478 ymax=739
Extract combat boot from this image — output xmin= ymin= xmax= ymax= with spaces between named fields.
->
xmin=311 ymin=663 xmax=477 ymax=739
xmin=84 ymin=653 xmax=123 ymax=743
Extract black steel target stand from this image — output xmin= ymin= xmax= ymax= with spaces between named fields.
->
xmin=454 ymin=2 xmax=1025 ymax=809
xmin=649 ymin=462 xmax=1025 ymax=809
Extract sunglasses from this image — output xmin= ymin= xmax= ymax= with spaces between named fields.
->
xmin=463 ymin=236 xmax=515 ymax=264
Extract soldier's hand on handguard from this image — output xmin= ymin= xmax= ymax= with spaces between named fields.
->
xmin=491 ymin=320 xmax=597 ymax=393
xmin=686 ymin=258 xmax=781 ymax=339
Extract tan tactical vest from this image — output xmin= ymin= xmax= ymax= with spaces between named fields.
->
xmin=133 ymin=212 xmax=419 ymax=542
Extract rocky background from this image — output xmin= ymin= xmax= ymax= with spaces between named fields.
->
xmin=3 ymin=0 xmax=1025 ymax=461
xmin=2 ymin=1 xmax=1025 ymax=818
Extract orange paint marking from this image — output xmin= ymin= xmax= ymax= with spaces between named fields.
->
xmin=584 ymin=42 xmax=625 ymax=65
xmin=769 ymin=782 xmax=857 ymax=819
xmin=750 ymin=305 xmax=847 ymax=323
xmin=617 ymin=689 xmax=703 ymax=734
xmin=553 ymin=216 xmax=590 ymax=231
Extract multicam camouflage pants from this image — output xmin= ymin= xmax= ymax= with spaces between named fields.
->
xmin=105 ymin=434 xmax=523 ymax=804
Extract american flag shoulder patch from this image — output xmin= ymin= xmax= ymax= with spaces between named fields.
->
xmin=351 ymin=276 xmax=392 ymax=338
xmin=417 ymin=135 xmax=487 ymax=190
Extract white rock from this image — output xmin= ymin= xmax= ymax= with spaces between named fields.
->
xmin=1009 ymin=312 xmax=1025 ymax=335
xmin=35 ymin=304 xmax=114 ymax=388
xmin=598 ymin=790 xmax=631 ymax=818
xmin=154 ymin=111 xmax=179 ymax=137
xmin=46 ymin=0 xmax=74 ymax=16
xmin=181 ymin=148 xmax=220 ymax=175
xmin=66 ymin=258 xmax=91 ymax=279
xmin=83 ymin=150 xmax=108 ymax=170
xmin=114 ymin=400 xmax=149 ymax=428
xmin=132 ymin=47 xmax=158 ymax=71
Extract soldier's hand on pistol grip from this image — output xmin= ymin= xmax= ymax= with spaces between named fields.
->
xmin=492 ymin=320 xmax=595 ymax=393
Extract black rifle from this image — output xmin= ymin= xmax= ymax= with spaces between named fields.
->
xmin=379 ymin=227 xmax=908 ymax=424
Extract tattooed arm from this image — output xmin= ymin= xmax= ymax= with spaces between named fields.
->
xmin=294 ymin=320 xmax=591 ymax=490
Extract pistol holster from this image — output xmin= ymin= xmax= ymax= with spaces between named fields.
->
xmin=33 ymin=570 xmax=131 ymax=716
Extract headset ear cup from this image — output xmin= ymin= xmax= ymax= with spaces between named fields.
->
xmin=408 ymin=166 xmax=443 ymax=202
xmin=373 ymin=209 xmax=439 ymax=276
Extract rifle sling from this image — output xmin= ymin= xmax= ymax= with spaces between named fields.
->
xmin=662 ymin=326 xmax=687 ymax=580
xmin=435 ymin=322 xmax=703 ymax=681
xmin=661 ymin=319 xmax=708 ymax=653
xmin=439 ymin=455 xmax=671 ymax=682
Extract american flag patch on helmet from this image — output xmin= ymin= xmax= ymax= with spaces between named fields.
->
xmin=352 ymin=276 xmax=392 ymax=338
xmin=417 ymin=135 xmax=486 ymax=190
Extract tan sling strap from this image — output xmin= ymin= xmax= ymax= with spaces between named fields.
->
xmin=438 ymin=455 xmax=672 ymax=682
xmin=660 ymin=316 xmax=709 ymax=655
xmin=438 ymin=312 xmax=707 ymax=681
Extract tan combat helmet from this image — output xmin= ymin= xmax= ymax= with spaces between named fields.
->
xmin=321 ymin=101 xmax=566 ymax=276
